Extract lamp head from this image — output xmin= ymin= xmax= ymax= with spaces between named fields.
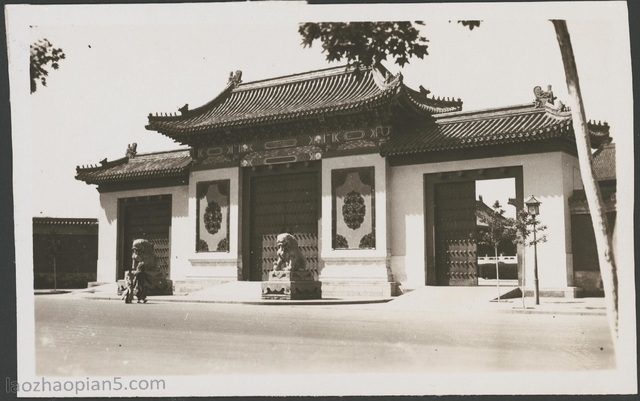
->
xmin=524 ymin=195 xmax=541 ymax=216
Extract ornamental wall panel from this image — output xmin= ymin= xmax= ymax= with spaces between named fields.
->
xmin=320 ymin=154 xmax=392 ymax=295
xmin=186 ymin=167 xmax=241 ymax=282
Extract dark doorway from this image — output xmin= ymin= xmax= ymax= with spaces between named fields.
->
xmin=434 ymin=181 xmax=478 ymax=286
xmin=243 ymin=164 xmax=319 ymax=281
xmin=425 ymin=167 xmax=524 ymax=286
xmin=117 ymin=195 xmax=171 ymax=280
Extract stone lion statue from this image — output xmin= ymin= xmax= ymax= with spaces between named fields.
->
xmin=273 ymin=233 xmax=306 ymax=272
xmin=131 ymin=239 xmax=157 ymax=271
xmin=118 ymin=238 xmax=173 ymax=297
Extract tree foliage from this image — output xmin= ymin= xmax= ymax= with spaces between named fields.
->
xmin=299 ymin=22 xmax=429 ymax=68
xmin=30 ymin=38 xmax=66 ymax=93
xmin=477 ymin=201 xmax=547 ymax=250
xmin=458 ymin=20 xmax=482 ymax=30
xmin=514 ymin=209 xmax=547 ymax=247
xmin=476 ymin=201 xmax=518 ymax=249
xmin=299 ymin=21 xmax=481 ymax=69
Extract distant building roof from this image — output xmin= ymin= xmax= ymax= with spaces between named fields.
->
xmin=145 ymin=65 xmax=462 ymax=146
xmin=75 ymin=149 xmax=192 ymax=185
xmin=569 ymin=143 xmax=616 ymax=213
xmin=381 ymin=103 xmax=611 ymax=156
xmin=592 ymin=142 xmax=616 ymax=181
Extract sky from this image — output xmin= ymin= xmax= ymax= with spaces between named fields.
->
xmin=7 ymin=2 xmax=633 ymax=219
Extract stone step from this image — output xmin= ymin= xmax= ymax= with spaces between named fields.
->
xmin=173 ymin=278 xmax=232 ymax=294
xmin=321 ymin=281 xmax=397 ymax=298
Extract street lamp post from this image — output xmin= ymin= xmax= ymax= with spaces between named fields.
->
xmin=525 ymin=195 xmax=541 ymax=305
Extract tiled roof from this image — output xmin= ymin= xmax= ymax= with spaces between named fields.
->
xmin=33 ymin=217 xmax=98 ymax=226
xmin=146 ymin=65 xmax=462 ymax=143
xmin=592 ymin=142 xmax=615 ymax=181
xmin=381 ymin=104 xmax=611 ymax=156
xmin=75 ymin=149 xmax=192 ymax=185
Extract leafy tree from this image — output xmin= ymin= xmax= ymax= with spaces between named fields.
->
xmin=30 ymin=38 xmax=65 ymax=93
xmin=299 ymin=22 xmax=429 ymax=68
xmin=299 ymin=21 xmax=480 ymax=69
xmin=477 ymin=201 xmax=548 ymax=303
xmin=514 ymin=209 xmax=548 ymax=248
xmin=514 ymin=209 xmax=548 ymax=306
xmin=476 ymin=201 xmax=518 ymax=301
xmin=458 ymin=20 xmax=482 ymax=30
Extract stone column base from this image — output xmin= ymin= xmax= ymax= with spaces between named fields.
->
xmin=117 ymin=278 xmax=173 ymax=296
xmin=322 ymin=281 xmax=396 ymax=298
xmin=523 ymin=286 xmax=580 ymax=298
xmin=319 ymin=257 xmax=397 ymax=297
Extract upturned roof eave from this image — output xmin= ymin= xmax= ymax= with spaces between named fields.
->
xmin=75 ymin=149 xmax=193 ymax=185
xmin=434 ymin=102 xmax=572 ymax=123
xmin=379 ymin=119 xmax=576 ymax=157
xmin=146 ymin=90 xmax=400 ymax=139
xmin=75 ymin=167 xmax=191 ymax=185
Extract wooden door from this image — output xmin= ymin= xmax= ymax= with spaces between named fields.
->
xmin=249 ymin=171 xmax=318 ymax=281
xmin=118 ymin=196 xmax=171 ymax=280
xmin=434 ymin=181 xmax=478 ymax=286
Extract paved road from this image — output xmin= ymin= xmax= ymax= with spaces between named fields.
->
xmin=35 ymin=296 xmax=615 ymax=376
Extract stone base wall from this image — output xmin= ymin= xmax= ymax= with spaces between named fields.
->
xmin=321 ymin=281 xmax=395 ymax=298
xmin=523 ymin=286 xmax=580 ymax=298
xmin=573 ymin=271 xmax=605 ymax=297
xmin=319 ymin=257 xmax=397 ymax=297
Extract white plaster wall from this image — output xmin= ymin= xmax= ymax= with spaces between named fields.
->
xmin=561 ymin=152 xmax=581 ymax=287
xmin=521 ymin=152 xmax=575 ymax=290
xmin=184 ymin=167 xmax=241 ymax=281
xmin=170 ymin=186 xmax=190 ymax=280
xmin=96 ymin=185 xmax=189 ymax=283
xmin=387 ymin=165 xmax=425 ymax=289
xmin=96 ymin=194 xmax=118 ymax=283
xmin=389 ymin=151 xmax=575 ymax=291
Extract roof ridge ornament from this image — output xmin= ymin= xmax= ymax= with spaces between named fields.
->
xmin=533 ymin=85 xmax=556 ymax=108
xmin=178 ymin=103 xmax=189 ymax=115
xmin=228 ymin=70 xmax=243 ymax=87
xmin=126 ymin=143 xmax=137 ymax=158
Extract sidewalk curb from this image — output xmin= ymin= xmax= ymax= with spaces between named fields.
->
xmin=64 ymin=293 xmax=605 ymax=315
xmin=71 ymin=293 xmax=394 ymax=306
xmin=497 ymin=308 xmax=607 ymax=316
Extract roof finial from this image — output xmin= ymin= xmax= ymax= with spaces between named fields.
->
xmin=228 ymin=70 xmax=243 ymax=86
xmin=533 ymin=85 xmax=556 ymax=108
xmin=179 ymin=104 xmax=189 ymax=115
xmin=126 ymin=143 xmax=137 ymax=158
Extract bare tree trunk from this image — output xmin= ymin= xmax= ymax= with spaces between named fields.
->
xmin=494 ymin=246 xmax=500 ymax=302
xmin=551 ymin=20 xmax=618 ymax=341
xmin=53 ymin=256 xmax=57 ymax=292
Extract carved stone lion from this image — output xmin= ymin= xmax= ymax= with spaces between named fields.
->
xmin=118 ymin=239 xmax=172 ymax=296
xmin=131 ymin=239 xmax=157 ymax=271
xmin=273 ymin=233 xmax=306 ymax=272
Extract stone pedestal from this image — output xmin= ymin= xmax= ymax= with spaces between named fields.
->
xmin=117 ymin=274 xmax=173 ymax=296
xmin=261 ymin=270 xmax=322 ymax=300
